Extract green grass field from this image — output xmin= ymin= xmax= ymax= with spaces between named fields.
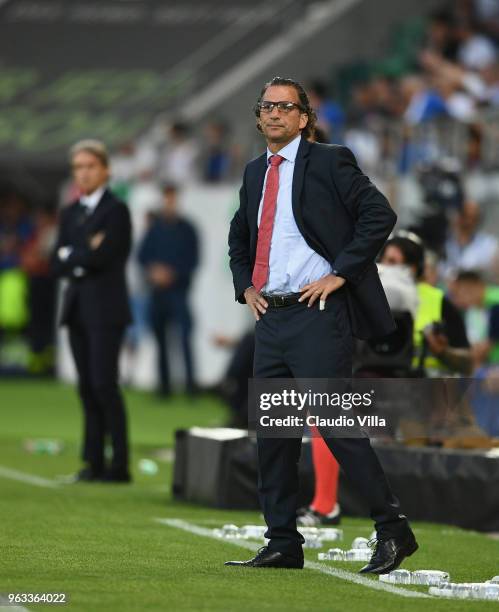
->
xmin=1 ymin=380 xmax=498 ymax=611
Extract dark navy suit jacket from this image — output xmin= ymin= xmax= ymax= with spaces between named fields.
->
xmin=52 ymin=189 xmax=132 ymax=328
xmin=228 ymin=137 xmax=397 ymax=339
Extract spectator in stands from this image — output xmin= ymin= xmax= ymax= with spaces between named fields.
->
xmin=450 ymin=268 xmax=499 ymax=436
xmin=455 ymin=16 xmax=497 ymax=70
xmin=470 ymin=0 xmax=499 ymax=43
xmin=401 ymin=74 xmax=448 ymax=125
xmin=432 ymin=71 xmax=477 ymax=121
xmin=307 ymin=79 xmax=345 ymax=141
xmin=426 ymin=9 xmax=459 ymax=61
xmin=20 ymin=205 xmax=57 ymax=374
xmin=441 ymin=201 xmax=499 ymax=282
xmin=0 ymin=187 xmax=33 ymax=349
xmin=158 ymin=122 xmax=199 ymax=185
xmin=201 ymin=120 xmax=232 ymax=182
xmin=449 ymin=270 xmax=499 ymax=368
xmin=138 ymin=184 xmax=199 ymax=397
xmin=419 ymin=49 xmax=499 ymax=109
xmin=110 ymin=141 xmax=139 ymax=185
xmin=0 ymin=187 xmax=33 ymax=271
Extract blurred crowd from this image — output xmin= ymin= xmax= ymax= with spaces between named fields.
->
xmin=0 ymin=184 xmax=57 ymax=374
xmin=330 ymin=0 xmax=499 ymax=174
xmin=346 ymin=1 xmax=499 ymax=125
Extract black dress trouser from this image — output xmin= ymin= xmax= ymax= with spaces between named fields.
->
xmin=253 ymin=289 xmax=408 ymax=559
xmin=68 ymin=309 xmax=129 ymax=475
xmin=149 ymin=289 xmax=195 ymax=394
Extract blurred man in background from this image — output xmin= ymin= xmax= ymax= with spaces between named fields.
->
xmin=450 ymin=270 xmax=499 ymax=369
xmin=441 ymin=201 xmax=499 ymax=282
xmin=52 ymin=140 xmax=132 ymax=483
xmin=138 ymin=184 xmax=199 ymax=397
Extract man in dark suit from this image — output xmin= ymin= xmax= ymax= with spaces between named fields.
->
xmin=52 ymin=140 xmax=132 ymax=483
xmin=226 ymin=77 xmax=418 ymax=572
xmin=138 ymin=184 xmax=199 ymax=397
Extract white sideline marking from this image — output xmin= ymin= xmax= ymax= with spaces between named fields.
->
xmin=154 ymin=518 xmax=431 ymax=599
xmin=0 ymin=466 xmax=59 ymax=489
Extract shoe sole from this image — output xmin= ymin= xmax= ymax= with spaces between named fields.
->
xmin=225 ymin=562 xmax=304 ymax=569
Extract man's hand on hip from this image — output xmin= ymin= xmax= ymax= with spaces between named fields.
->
xmin=298 ymin=273 xmax=346 ymax=308
xmin=244 ymin=287 xmax=268 ymax=321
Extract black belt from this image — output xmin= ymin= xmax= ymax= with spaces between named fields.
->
xmin=261 ymin=292 xmax=302 ymax=308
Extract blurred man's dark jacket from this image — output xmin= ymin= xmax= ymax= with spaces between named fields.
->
xmin=52 ymin=189 xmax=132 ymax=327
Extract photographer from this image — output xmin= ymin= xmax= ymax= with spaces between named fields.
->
xmin=379 ymin=231 xmax=472 ymax=377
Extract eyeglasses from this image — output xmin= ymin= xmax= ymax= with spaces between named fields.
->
xmin=255 ymin=101 xmax=305 ymax=114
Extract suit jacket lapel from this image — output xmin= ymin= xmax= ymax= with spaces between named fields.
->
xmin=292 ymin=137 xmax=311 ymax=237
xmin=91 ymin=188 xmax=112 ymax=216
xmin=83 ymin=189 xmax=113 ymax=230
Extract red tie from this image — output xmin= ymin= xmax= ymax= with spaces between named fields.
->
xmin=252 ymin=154 xmax=284 ymax=292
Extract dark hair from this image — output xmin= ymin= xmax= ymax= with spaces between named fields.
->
xmin=380 ymin=235 xmax=425 ymax=278
xmin=170 ymin=122 xmax=189 ymax=137
xmin=312 ymin=125 xmax=330 ymax=144
xmin=454 ymin=270 xmax=483 ymax=284
xmin=162 ymin=182 xmax=178 ymax=195
xmin=254 ymin=76 xmax=317 ymax=140
xmin=308 ymin=79 xmax=329 ymax=99
xmin=430 ymin=9 xmax=453 ymax=26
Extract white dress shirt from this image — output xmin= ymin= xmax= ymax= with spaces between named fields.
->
xmin=257 ymin=135 xmax=331 ymax=295
xmin=80 ymin=185 xmax=106 ymax=212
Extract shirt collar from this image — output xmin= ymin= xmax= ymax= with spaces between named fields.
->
xmin=266 ymin=134 xmax=302 ymax=164
xmin=80 ymin=186 xmax=106 ymax=210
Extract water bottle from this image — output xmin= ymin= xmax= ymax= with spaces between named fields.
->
xmin=300 ymin=526 xmax=342 ymax=541
xmin=351 ymin=536 xmax=369 ymax=550
xmin=318 ymin=548 xmax=345 ymax=561
xmin=411 ymin=570 xmax=449 ymax=586
xmin=138 ymin=458 xmax=159 ymax=475
xmin=344 ymin=548 xmax=372 ymax=561
xmin=318 ymin=528 xmax=343 ymax=541
xmin=379 ymin=569 xmax=411 ymax=584
xmin=303 ymin=534 xmax=323 ymax=549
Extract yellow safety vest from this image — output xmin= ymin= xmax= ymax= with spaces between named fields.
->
xmin=413 ymin=282 xmax=444 ymax=372
xmin=0 ymin=269 xmax=28 ymax=329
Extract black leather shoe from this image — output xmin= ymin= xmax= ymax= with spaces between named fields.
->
xmin=101 ymin=469 xmax=132 ymax=483
xmin=359 ymin=531 xmax=418 ymax=575
xmin=225 ymin=546 xmax=303 ymax=569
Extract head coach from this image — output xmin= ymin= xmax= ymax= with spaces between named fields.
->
xmin=52 ymin=140 xmax=131 ymax=483
xmin=226 ymin=77 xmax=418 ymax=571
